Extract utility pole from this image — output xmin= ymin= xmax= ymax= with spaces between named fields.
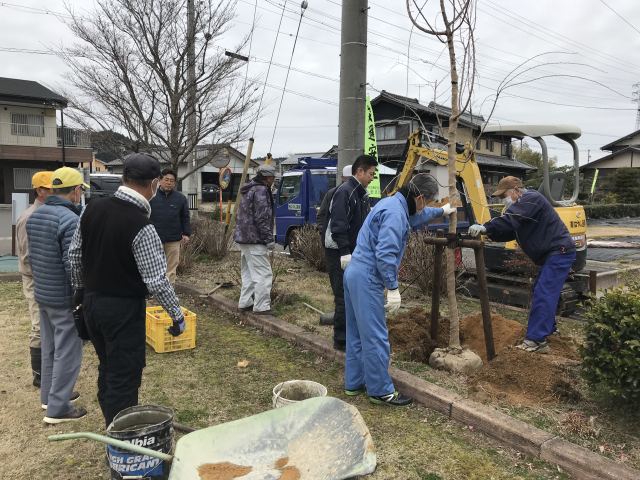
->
xmin=187 ymin=0 xmax=198 ymax=208
xmin=633 ymin=83 xmax=640 ymax=131
xmin=337 ymin=0 xmax=368 ymax=175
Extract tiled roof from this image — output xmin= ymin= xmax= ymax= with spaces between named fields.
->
xmin=0 ymin=77 xmax=67 ymax=107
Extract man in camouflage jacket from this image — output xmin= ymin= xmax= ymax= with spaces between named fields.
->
xmin=233 ymin=164 xmax=276 ymax=314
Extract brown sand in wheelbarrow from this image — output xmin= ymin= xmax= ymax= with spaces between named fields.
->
xmin=460 ymin=313 xmax=526 ymax=363
xmin=197 ymin=462 xmax=253 ymax=480
xmin=275 ymin=457 xmax=300 ymax=480
xmin=468 ymin=347 xmax=579 ymax=406
xmin=387 ymin=308 xmax=457 ymax=362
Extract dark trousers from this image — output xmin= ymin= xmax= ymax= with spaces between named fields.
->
xmin=326 ymin=254 xmax=346 ymax=347
xmin=84 ymin=293 xmax=146 ymax=427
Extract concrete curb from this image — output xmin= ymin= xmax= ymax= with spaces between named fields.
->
xmin=187 ymin=283 xmax=640 ymax=479
xmin=0 ymin=273 xmax=22 ymax=282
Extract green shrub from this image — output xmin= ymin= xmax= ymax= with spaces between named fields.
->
xmin=583 ymin=203 xmax=640 ymax=219
xmin=580 ymin=283 xmax=640 ymax=402
xmin=614 ymin=168 xmax=640 ymax=204
xmin=603 ymin=193 xmax=617 ymax=205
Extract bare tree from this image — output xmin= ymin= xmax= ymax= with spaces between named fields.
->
xmin=407 ymin=0 xmax=477 ymax=352
xmin=57 ymin=0 xmax=259 ymax=181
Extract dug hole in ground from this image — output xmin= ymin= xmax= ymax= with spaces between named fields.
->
xmin=388 ymin=308 xmax=582 ymax=406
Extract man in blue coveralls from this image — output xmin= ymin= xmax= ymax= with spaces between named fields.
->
xmin=469 ymin=176 xmax=576 ymax=354
xmin=343 ymin=175 xmax=457 ymax=407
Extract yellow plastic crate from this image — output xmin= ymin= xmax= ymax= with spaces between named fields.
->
xmin=146 ymin=306 xmax=196 ymax=353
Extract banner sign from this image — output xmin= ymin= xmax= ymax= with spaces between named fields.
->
xmin=590 ymin=169 xmax=599 ymax=194
xmin=365 ymin=96 xmax=381 ymax=198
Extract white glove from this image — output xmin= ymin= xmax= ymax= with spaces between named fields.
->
xmin=340 ymin=254 xmax=352 ymax=270
xmin=267 ymin=242 xmax=276 ymax=251
xmin=384 ymin=289 xmax=401 ymax=315
xmin=441 ymin=203 xmax=457 ymax=216
xmin=468 ymin=224 xmax=486 ymax=237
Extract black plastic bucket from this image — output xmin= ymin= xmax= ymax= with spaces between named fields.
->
xmin=106 ymin=405 xmax=174 ymax=480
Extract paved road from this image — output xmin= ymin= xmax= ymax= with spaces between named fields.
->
xmin=588 ymin=217 xmax=640 ymax=227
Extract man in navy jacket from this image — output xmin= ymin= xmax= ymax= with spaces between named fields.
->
xmin=469 ymin=176 xmax=576 ymax=354
xmin=322 ymin=155 xmax=377 ymax=351
xmin=149 ymin=169 xmax=190 ymax=284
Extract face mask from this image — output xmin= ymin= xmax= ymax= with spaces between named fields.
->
xmin=150 ymin=180 xmax=159 ymax=200
xmin=502 ymin=196 xmax=513 ymax=208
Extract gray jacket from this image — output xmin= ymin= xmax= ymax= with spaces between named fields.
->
xmin=233 ymin=179 xmax=275 ymax=244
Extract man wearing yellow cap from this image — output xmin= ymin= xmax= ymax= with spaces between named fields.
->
xmin=15 ymin=171 xmax=53 ymax=388
xmin=26 ymin=167 xmax=89 ymax=423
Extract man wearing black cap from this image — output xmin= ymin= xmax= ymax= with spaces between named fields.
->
xmin=69 ymin=153 xmax=186 ymax=427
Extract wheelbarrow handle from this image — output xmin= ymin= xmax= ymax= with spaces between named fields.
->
xmin=48 ymin=433 xmax=173 ymax=463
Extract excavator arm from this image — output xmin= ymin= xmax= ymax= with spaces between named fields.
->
xmin=386 ymin=129 xmax=493 ymax=225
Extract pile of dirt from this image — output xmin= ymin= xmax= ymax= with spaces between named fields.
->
xmin=459 ymin=313 xmax=526 ymax=363
xmin=198 ymin=462 xmax=253 ymax=480
xmin=428 ymin=196 xmax=463 ymax=207
xmin=468 ymin=347 xmax=579 ymax=406
xmin=547 ymin=335 xmax=581 ymax=360
xmin=388 ymin=308 xmax=457 ymax=362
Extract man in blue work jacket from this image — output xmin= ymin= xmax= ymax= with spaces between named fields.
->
xmin=469 ymin=176 xmax=576 ymax=354
xmin=343 ymin=175 xmax=456 ymax=407
xmin=322 ymin=155 xmax=377 ymax=352
xmin=149 ymin=169 xmax=190 ymax=284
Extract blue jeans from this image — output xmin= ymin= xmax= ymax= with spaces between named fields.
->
xmin=527 ymin=253 xmax=576 ymax=342
xmin=344 ymin=262 xmax=395 ymax=397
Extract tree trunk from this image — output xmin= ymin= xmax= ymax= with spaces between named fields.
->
xmin=445 ymin=31 xmax=461 ymax=351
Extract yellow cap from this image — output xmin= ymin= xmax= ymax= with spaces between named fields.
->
xmin=32 ymin=171 xmax=53 ymax=189
xmin=51 ymin=167 xmax=90 ymax=189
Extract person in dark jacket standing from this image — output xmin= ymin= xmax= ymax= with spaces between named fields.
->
xmin=26 ymin=167 xmax=88 ymax=423
xmin=321 ymin=155 xmax=377 ymax=352
xmin=469 ymin=176 xmax=576 ymax=354
xmin=316 ymin=165 xmax=351 ymax=233
xmin=149 ymin=169 xmax=190 ymax=284
xmin=70 ymin=154 xmax=186 ymax=427
xmin=233 ymin=164 xmax=276 ymax=315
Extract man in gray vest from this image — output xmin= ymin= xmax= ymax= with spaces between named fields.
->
xmin=26 ymin=167 xmax=88 ymax=423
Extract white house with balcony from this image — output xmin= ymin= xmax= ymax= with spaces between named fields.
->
xmin=0 ymin=77 xmax=92 ymax=204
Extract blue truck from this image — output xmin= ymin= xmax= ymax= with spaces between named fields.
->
xmin=274 ymin=157 xmax=469 ymax=248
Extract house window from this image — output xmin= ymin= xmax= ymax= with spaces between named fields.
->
xmin=14 ymin=168 xmax=45 ymax=190
xmin=501 ymin=143 xmax=508 ymax=156
xmin=484 ymin=139 xmax=494 ymax=152
xmin=375 ymin=125 xmax=396 ymax=140
xmin=11 ymin=113 xmax=45 ymax=137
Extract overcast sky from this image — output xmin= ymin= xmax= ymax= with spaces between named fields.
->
xmin=2 ymin=0 xmax=640 ymax=166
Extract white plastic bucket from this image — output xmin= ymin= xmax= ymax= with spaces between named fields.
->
xmin=272 ymin=380 xmax=328 ymax=409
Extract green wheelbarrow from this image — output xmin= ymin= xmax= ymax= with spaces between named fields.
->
xmin=49 ymin=396 xmax=376 ymax=479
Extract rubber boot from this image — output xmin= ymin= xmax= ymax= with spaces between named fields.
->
xmin=30 ymin=347 xmax=41 ymax=388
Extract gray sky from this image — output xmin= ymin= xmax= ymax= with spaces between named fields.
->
xmin=2 ymin=0 xmax=639 ymax=166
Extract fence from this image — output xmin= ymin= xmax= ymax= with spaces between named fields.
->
xmin=0 ymin=123 xmax=91 ymax=148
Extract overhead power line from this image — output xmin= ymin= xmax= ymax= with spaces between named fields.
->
xmin=598 ymin=0 xmax=640 ymax=35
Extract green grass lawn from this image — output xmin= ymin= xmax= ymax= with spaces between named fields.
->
xmin=0 ymin=280 xmax=572 ymax=479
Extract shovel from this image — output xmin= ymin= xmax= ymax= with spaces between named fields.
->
xmin=199 ymin=282 xmax=233 ymax=298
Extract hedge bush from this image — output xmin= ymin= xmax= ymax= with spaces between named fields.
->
xmin=582 ymin=203 xmax=640 ymax=219
xmin=580 ymin=283 xmax=640 ymax=402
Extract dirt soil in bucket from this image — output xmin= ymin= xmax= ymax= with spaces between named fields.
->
xmin=468 ymin=347 xmax=580 ymax=406
xmin=459 ymin=313 xmax=526 ymax=363
xmin=197 ymin=462 xmax=253 ymax=480
xmin=387 ymin=308 xmax=457 ymax=362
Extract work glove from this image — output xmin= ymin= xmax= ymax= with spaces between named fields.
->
xmin=340 ymin=254 xmax=352 ymax=270
xmin=267 ymin=242 xmax=276 ymax=251
xmin=468 ymin=224 xmax=486 ymax=237
xmin=167 ymin=318 xmax=186 ymax=337
xmin=74 ymin=288 xmax=84 ymax=307
xmin=384 ymin=289 xmax=401 ymax=315
xmin=441 ymin=203 xmax=457 ymax=216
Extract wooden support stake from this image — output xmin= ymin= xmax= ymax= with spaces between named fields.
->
xmin=473 ymin=245 xmax=496 ymax=361
xmin=589 ymin=270 xmax=597 ymax=295
xmin=225 ymin=200 xmax=232 ymax=225
xmin=430 ymin=230 xmax=445 ymax=341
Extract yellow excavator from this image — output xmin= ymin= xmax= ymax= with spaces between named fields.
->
xmin=388 ymin=125 xmax=588 ymax=316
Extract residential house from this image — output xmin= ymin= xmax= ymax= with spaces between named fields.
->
xmin=580 ymin=128 xmax=640 ymax=188
xmin=79 ymin=154 xmax=108 ymax=172
xmin=106 ymin=144 xmax=256 ymax=202
xmin=0 ymin=77 xmax=92 ymax=204
xmin=370 ymin=91 xmax=536 ymax=199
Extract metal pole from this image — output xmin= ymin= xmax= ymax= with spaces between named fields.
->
xmin=337 ymin=0 xmax=368 ymax=175
xmin=61 ymin=109 xmax=66 ymax=167
xmin=430 ymin=230 xmax=445 ymax=341
xmin=187 ymin=0 xmax=198 ymax=205
xmin=227 ymin=138 xmax=254 ymax=239
xmin=473 ymin=245 xmax=496 ymax=361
